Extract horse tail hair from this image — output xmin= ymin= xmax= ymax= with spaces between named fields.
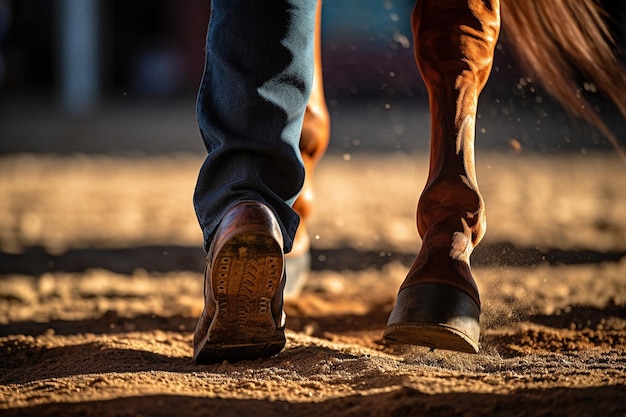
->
xmin=500 ymin=0 xmax=626 ymax=161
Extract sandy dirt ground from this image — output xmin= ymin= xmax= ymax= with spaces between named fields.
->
xmin=1 ymin=151 xmax=625 ymax=416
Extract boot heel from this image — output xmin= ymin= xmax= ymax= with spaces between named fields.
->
xmin=384 ymin=283 xmax=480 ymax=353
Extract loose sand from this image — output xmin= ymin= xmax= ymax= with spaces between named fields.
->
xmin=1 ymin=152 xmax=625 ymax=416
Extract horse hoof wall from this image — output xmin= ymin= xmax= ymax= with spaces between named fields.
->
xmin=384 ymin=283 xmax=480 ymax=354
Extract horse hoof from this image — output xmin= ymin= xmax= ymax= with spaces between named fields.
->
xmin=384 ymin=283 xmax=480 ymax=354
xmin=284 ymin=251 xmax=311 ymax=301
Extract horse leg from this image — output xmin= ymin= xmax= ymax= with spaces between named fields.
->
xmin=285 ymin=0 xmax=330 ymax=299
xmin=384 ymin=0 xmax=500 ymax=353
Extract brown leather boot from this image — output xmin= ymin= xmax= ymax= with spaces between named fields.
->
xmin=193 ymin=201 xmax=287 ymax=364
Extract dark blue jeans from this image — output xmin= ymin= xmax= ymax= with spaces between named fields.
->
xmin=193 ymin=0 xmax=317 ymax=253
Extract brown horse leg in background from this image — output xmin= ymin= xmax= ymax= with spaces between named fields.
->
xmin=286 ymin=0 xmax=330 ymax=299
xmin=383 ymin=0 xmax=501 ymax=353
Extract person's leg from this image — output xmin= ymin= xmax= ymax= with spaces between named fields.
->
xmin=193 ymin=0 xmax=316 ymax=254
xmin=192 ymin=0 xmax=317 ymax=364
xmin=384 ymin=0 xmax=500 ymax=353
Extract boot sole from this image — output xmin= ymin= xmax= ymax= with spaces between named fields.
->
xmin=383 ymin=283 xmax=480 ymax=354
xmin=194 ymin=230 xmax=286 ymax=364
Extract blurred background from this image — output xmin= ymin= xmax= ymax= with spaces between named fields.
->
xmin=1 ymin=0 xmax=626 ymax=155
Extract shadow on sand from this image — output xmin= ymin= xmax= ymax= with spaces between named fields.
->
xmin=2 ymin=385 xmax=625 ymax=417
xmin=1 ymin=243 xmax=624 ymax=276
